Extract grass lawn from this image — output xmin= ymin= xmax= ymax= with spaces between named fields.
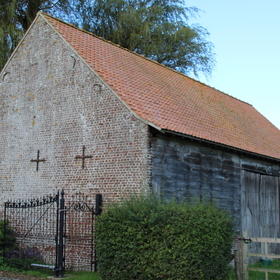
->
xmin=0 ymin=256 xmax=100 ymax=280
xmin=66 ymin=271 xmax=100 ymax=280
xmin=230 ymin=259 xmax=280 ymax=280
xmin=3 ymin=258 xmax=280 ymax=279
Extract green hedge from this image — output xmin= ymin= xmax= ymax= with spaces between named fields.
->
xmin=96 ymin=195 xmax=234 ymax=280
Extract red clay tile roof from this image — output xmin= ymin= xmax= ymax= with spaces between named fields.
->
xmin=41 ymin=13 xmax=280 ymax=160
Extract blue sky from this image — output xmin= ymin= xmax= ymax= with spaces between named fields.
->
xmin=187 ymin=0 xmax=280 ymax=129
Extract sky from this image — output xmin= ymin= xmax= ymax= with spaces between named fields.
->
xmin=187 ymin=0 xmax=280 ymax=129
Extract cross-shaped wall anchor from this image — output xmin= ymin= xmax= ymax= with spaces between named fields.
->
xmin=30 ymin=150 xmax=46 ymax=171
xmin=75 ymin=145 xmax=93 ymax=169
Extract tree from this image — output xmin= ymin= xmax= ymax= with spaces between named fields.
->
xmin=0 ymin=0 xmax=215 ymax=78
xmin=0 ymin=0 xmax=78 ymax=69
xmin=83 ymin=0 xmax=215 ymax=77
xmin=0 ymin=1 xmax=22 ymax=69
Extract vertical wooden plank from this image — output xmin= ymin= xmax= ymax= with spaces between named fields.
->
xmin=260 ymin=175 xmax=280 ymax=254
xmin=239 ymin=238 xmax=244 ymax=280
xmin=264 ymin=241 xmax=268 ymax=280
xmin=241 ymin=171 xmax=261 ymax=237
xmin=234 ymin=250 xmax=240 ymax=280
xmin=242 ymin=231 xmax=249 ymax=280
xmin=241 ymin=171 xmax=261 ymax=259
xmin=260 ymin=175 xmax=278 ymax=238
xmin=235 ymin=239 xmax=243 ymax=280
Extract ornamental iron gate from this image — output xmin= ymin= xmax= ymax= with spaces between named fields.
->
xmin=3 ymin=190 xmax=102 ymax=277
xmin=3 ymin=193 xmax=59 ymax=270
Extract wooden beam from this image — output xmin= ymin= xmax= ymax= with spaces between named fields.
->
xmin=248 ymin=267 xmax=280 ymax=274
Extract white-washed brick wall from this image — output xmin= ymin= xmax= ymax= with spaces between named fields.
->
xmin=0 ymin=16 xmax=152 ymax=269
xmin=0 ymin=16 xmax=151 ymax=206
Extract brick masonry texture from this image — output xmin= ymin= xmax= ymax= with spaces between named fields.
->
xmin=0 ymin=17 xmax=151 ymax=204
xmin=0 ymin=17 xmax=152 ymax=269
xmin=0 ymin=16 xmax=154 ymax=271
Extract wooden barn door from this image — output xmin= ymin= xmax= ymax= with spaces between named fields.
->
xmin=241 ymin=170 xmax=280 ymax=239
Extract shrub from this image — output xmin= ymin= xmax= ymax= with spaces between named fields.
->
xmin=5 ymin=246 xmax=44 ymax=266
xmin=0 ymin=220 xmax=17 ymax=252
xmin=0 ymin=220 xmax=44 ymax=267
xmin=96 ymin=195 xmax=234 ymax=280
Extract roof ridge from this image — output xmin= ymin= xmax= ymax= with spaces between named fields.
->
xmin=40 ymin=11 xmax=252 ymax=107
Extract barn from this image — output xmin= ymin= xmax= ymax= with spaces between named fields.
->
xmin=1 ymin=12 xmax=280 ymax=269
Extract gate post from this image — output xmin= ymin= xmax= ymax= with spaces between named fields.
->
xmin=94 ymin=194 xmax=103 ymax=272
xmin=55 ymin=190 xmax=65 ymax=278
xmin=242 ymin=231 xmax=249 ymax=280
xmin=3 ymin=203 xmax=7 ymax=262
xmin=95 ymin=194 xmax=103 ymax=216
xmin=234 ymin=241 xmax=242 ymax=280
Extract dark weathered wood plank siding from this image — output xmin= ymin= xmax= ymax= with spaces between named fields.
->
xmin=150 ymin=130 xmax=280 ymax=236
xmin=241 ymin=171 xmax=280 ymax=237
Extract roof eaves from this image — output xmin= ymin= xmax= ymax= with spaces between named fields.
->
xmin=161 ymin=128 xmax=280 ymax=163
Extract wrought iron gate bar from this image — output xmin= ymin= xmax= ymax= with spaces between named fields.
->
xmin=5 ymin=195 xmax=58 ymax=208
xmin=22 ymin=203 xmax=57 ymax=238
xmin=3 ymin=192 xmax=59 ymax=271
xmin=66 ymin=201 xmax=92 ymax=212
xmin=4 ymin=190 xmax=102 ymax=277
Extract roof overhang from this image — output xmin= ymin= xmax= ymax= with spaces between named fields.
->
xmin=157 ymin=128 xmax=280 ymax=164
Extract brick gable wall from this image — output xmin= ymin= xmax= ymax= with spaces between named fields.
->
xmin=0 ymin=16 xmax=151 ymax=269
xmin=0 ymin=16 xmax=151 ymax=205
